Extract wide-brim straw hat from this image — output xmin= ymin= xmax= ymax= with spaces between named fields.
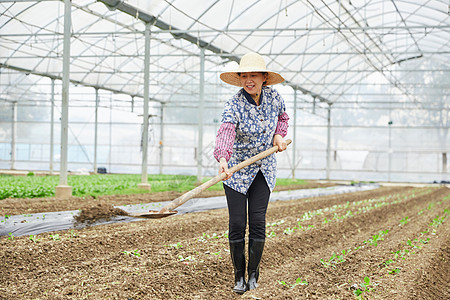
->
xmin=220 ymin=52 xmax=285 ymax=87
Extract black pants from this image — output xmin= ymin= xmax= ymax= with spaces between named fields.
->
xmin=224 ymin=170 xmax=271 ymax=241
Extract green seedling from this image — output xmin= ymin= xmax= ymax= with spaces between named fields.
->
xmin=123 ymin=249 xmax=141 ymax=257
xmin=167 ymin=242 xmax=183 ymax=249
xmin=301 ymin=212 xmax=313 ymax=221
xmin=336 ymin=251 xmax=346 ymax=263
xmin=50 ymin=234 xmax=60 ymax=241
xmin=394 ymin=249 xmax=410 ymax=260
xmin=320 ymin=251 xmax=346 ymax=268
xmin=415 ymin=238 xmax=430 ymax=244
xmin=364 ymin=230 xmax=389 ymax=247
xmin=69 ymin=229 xmax=77 ymax=238
xmin=294 ymin=221 xmax=304 ymax=231
xmin=197 ymin=231 xmax=228 ymax=242
xmin=381 ymin=259 xmax=394 ymax=267
xmin=388 ymin=267 xmax=401 ymax=275
xmin=293 ymin=278 xmax=308 ymax=286
xmin=209 ymin=232 xmax=221 ymax=239
xmin=421 ymin=229 xmax=429 ymax=235
xmin=277 ymin=278 xmax=308 ymax=288
xmin=267 ymin=219 xmax=285 ymax=227
xmin=429 ymin=213 xmax=447 ymax=228
xmin=343 ymin=210 xmax=353 ymax=219
xmin=277 ymin=280 xmax=289 ymax=287
xmin=399 ymin=216 xmax=409 ymax=225
xmin=29 ymin=235 xmax=40 ymax=243
xmin=8 ymin=233 xmax=14 ymax=240
xmin=177 ymin=255 xmax=195 ymax=262
xmin=320 ymin=258 xmax=334 ymax=268
xmin=283 ymin=227 xmax=295 ymax=235
xmin=353 ymin=276 xmax=377 ymax=299
xmin=198 ymin=234 xmax=207 ymax=242
xmin=406 ymin=239 xmax=421 ymax=249
xmin=266 ymin=231 xmax=276 ymax=238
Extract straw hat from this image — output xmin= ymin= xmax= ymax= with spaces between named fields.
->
xmin=220 ymin=52 xmax=284 ymax=86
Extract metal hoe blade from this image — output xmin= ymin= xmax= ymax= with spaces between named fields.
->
xmin=132 ymin=210 xmax=178 ymax=219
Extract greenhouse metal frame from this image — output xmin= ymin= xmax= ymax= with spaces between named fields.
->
xmin=1 ymin=0 xmax=449 ymax=194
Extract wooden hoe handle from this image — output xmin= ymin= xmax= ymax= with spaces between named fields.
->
xmin=158 ymin=139 xmax=292 ymax=213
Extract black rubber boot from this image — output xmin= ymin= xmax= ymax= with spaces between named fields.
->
xmin=247 ymin=239 xmax=265 ymax=290
xmin=229 ymin=240 xmax=247 ymax=294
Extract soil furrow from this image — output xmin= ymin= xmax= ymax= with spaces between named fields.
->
xmin=242 ymin=187 xmax=448 ymax=299
xmin=1 ymin=186 xmax=448 ymax=299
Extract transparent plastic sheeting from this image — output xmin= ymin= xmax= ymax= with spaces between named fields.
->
xmin=0 ymin=184 xmax=379 ymax=237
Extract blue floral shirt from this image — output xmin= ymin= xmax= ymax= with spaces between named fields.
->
xmin=221 ymin=86 xmax=287 ymax=194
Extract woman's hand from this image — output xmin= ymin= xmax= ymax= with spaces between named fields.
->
xmin=219 ymin=157 xmax=233 ymax=180
xmin=273 ymin=134 xmax=287 ymax=152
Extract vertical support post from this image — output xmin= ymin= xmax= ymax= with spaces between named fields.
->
xmin=138 ymin=22 xmax=151 ymax=191
xmin=326 ymin=103 xmax=332 ymax=180
xmin=197 ymin=47 xmax=205 ymax=182
xmin=50 ymin=79 xmax=55 ymax=174
xmin=312 ymin=96 xmax=316 ymax=114
xmin=159 ymin=103 xmax=164 ymax=175
xmin=388 ymin=120 xmax=393 ymax=182
xmin=443 ymin=153 xmax=447 ymax=173
xmin=55 ymin=0 xmax=72 ymax=198
xmin=292 ymin=89 xmax=297 ymax=179
xmin=94 ymin=88 xmax=99 ymax=174
xmin=108 ymin=96 xmax=112 ymax=172
xmin=10 ymin=101 xmax=17 ymax=170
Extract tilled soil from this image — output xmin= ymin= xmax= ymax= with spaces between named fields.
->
xmin=1 ymin=185 xmax=449 ymax=299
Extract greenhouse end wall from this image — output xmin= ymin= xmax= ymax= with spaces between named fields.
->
xmin=1 ymin=101 xmax=448 ymax=184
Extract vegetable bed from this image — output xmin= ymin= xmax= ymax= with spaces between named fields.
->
xmin=1 ymin=185 xmax=449 ymax=299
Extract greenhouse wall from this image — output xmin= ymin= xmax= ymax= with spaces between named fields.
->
xmin=1 ymin=93 xmax=448 ymax=183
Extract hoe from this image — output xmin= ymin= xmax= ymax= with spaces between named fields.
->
xmin=133 ymin=139 xmax=291 ymax=219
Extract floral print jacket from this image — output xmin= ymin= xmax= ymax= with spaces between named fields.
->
xmin=215 ymin=86 xmax=289 ymax=194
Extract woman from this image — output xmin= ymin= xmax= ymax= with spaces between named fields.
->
xmin=214 ymin=52 xmax=289 ymax=294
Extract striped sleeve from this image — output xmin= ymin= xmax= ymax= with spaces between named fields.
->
xmin=213 ymin=122 xmax=236 ymax=162
xmin=274 ymin=112 xmax=289 ymax=137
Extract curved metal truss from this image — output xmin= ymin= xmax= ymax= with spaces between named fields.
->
xmin=1 ymin=0 xmax=449 ymax=108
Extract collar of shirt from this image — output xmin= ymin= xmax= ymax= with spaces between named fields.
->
xmin=242 ymin=88 xmax=262 ymax=106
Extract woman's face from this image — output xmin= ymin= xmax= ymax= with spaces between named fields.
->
xmin=239 ymin=72 xmax=267 ymax=96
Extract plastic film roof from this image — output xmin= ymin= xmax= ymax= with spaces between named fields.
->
xmin=1 ymin=0 xmax=449 ymax=109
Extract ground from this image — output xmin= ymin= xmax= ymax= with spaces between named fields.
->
xmin=1 ymin=184 xmax=449 ymax=299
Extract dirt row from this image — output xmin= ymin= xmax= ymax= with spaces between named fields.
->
xmin=1 ymin=185 xmax=449 ymax=299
